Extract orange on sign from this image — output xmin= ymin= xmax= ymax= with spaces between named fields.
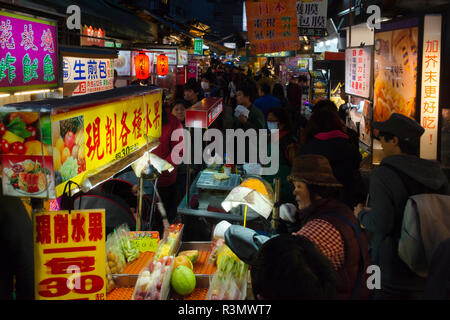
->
xmin=246 ymin=0 xmax=300 ymax=55
xmin=34 ymin=210 xmax=106 ymax=300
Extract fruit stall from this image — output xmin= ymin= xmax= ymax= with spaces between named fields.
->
xmin=0 ymin=85 xmax=166 ymax=300
xmin=106 ymin=223 xmax=250 ymax=300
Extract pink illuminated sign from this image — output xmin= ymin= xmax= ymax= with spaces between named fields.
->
xmin=0 ymin=11 xmax=58 ymax=92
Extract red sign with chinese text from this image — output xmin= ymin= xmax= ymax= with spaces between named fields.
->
xmin=246 ymin=0 xmax=300 ymax=54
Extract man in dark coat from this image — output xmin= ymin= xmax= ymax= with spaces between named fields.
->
xmin=0 ymin=186 xmax=34 ymax=300
xmin=354 ymin=113 xmax=449 ymax=300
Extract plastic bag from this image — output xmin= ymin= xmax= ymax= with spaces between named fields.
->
xmin=115 ymin=224 xmax=139 ymax=264
xmin=132 ymin=255 xmax=174 ymax=300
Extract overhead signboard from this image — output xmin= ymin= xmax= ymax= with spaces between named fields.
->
xmin=0 ymin=11 xmax=58 ymax=92
xmin=194 ymin=39 xmax=203 ymax=55
xmin=246 ymin=0 xmax=300 ymax=55
xmin=63 ymin=56 xmax=115 ymax=96
xmin=296 ymin=0 xmax=328 ymax=37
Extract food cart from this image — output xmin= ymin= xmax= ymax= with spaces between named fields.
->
xmin=1 ymin=85 xmax=165 ymax=300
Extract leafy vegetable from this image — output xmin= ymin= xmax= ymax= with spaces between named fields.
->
xmin=6 ymin=117 xmax=31 ymax=139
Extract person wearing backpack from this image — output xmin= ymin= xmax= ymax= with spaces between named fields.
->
xmin=354 ymin=113 xmax=449 ymax=300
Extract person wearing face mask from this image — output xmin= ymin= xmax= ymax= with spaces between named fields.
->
xmin=217 ymin=154 xmax=371 ymax=300
xmin=264 ymin=107 xmax=298 ymax=205
xmin=200 ymin=73 xmax=218 ymax=98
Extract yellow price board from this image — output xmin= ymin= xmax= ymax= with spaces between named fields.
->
xmin=51 ymin=90 xmax=162 ymax=197
xmin=34 ymin=209 xmax=106 ymax=300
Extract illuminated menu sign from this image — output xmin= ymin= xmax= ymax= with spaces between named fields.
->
xmin=345 ymin=47 xmax=372 ymax=99
xmin=246 ymin=0 xmax=299 ymax=54
xmin=0 ymin=11 xmax=58 ymax=92
xmin=420 ymin=15 xmax=442 ymax=160
xmin=63 ymin=56 xmax=115 ymax=96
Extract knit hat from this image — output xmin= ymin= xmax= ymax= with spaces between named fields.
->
xmin=287 ymin=154 xmax=342 ymax=187
xmin=372 ymin=113 xmax=425 ymax=140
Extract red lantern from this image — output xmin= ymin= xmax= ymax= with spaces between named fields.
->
xmin=156 ymin=54 xmax=168 ymax=76
xmin=135 ymin=51 xmax=150 ymax=80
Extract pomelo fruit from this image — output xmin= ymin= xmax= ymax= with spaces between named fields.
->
xmin=174 ymin=255 xmax=193 ymax=270
xmin=178 ymin=250 xmax=199 ymax=264
xmin=171 ymin=266 xmax=196 ymax=295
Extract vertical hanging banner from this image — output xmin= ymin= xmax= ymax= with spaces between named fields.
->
xmin=297 ymin=0 xmax=328 ymax=37
xmin=345 ymin=47 xmax=372 ymax=99
xmin=194 ymin=39 xmax=203 ymax=55
xmin=187 ymin=60 xmax=198 ymax=80
xmin=34 ymin=210 xmax=106 ymax=300
xmin=420 ymin=15 xmax=442 ymax=160
xmin=0 ymin=10 xmax=58 ymax=92
xmin=246 ymin=0 xmax=300 ymax=55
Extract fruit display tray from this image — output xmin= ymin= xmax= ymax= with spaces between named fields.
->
xmin=107 ymin=241 xmax=216 ymax=300
xmin=178 ymin=241 xmax=217 ymax=275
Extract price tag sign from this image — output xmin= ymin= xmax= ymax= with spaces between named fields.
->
xmin=128 ymin=231 xmax=159 ymax=253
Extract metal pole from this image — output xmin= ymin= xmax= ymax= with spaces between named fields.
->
xmin=136 ymin=176 xmax=143 ymax=231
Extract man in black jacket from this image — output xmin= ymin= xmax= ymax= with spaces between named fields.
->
xmin=0 ymin=186 xmax=34 ymax=300
xmin=354 ymin=113 xmax=449 ymax=300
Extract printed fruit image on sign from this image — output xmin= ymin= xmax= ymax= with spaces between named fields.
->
xmin=0 ymin=111 xmax=55 ymax=198
xmin=51 ymin=116 xmax=86 ymax=186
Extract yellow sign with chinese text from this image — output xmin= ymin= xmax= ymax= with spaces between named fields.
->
xmin=34 ymin=209 xmax=106 ymax=300
xmin=51 ymin=90 xmax=162 ymax=197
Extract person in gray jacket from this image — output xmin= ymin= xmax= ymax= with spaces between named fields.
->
xmin=354 ymin=113 xmax=449 ymax=300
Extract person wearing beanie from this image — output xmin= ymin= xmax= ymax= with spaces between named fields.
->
xmin=354 ymin=113 xmax=449 ymax=300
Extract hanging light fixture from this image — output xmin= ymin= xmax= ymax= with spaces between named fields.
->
xmin=156 ymin=54 xmax=168 ymax=76
xmin=134 ymin=51 xmax=150 ymax=80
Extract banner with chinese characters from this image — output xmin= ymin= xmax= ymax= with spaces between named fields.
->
xmin=194 ymin=39 xmax=203 ymax=55
xmin=34 ymin=210 xmax=106 ymax=300
xmin=420 ymin=15 xmax=442 ymax=160
xmin=63 ymin=57 xmax=115 ymax=96
xmin=345 ymin=47 xmax=372 ymax=99
xmin=177 ymin=50 xmax=188 ymax=65
xmin=80 ymin=25 xmax=105 ymax=47
xmin=51 ymin=90 xmax=162 ymax=197
xmin=373 ymin=26 xmax=419 ymax=122
xmin=296 ymin=0 xmax=328 ymax=37
xmin=246 ymin=0 xmax=300 ymax=55
xmin=0 ymin=11 xmax=58 ymax=92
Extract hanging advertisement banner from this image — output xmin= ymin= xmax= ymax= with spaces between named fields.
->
xmin=420 ymin=15 xmax=442 ymax=160
xmin=246 ymin=0 xmax=300 ymax=55
xmin=63 ymin=56 xmax=115 ymax=96
xmin=194 ymin=39 xmax=203 ymax=55
xmin=187 ymin=60 xmax=198 ymax=80
xmin=345 ymin=47 xmax=372 ymax=99
xmin=0 ymin=10 xmax=58 ymax=92
xmin=34 ymin=209 xmax=106 ymax=300
xmin=296 ymin=0 xmax=328 ymax=37
xmin=373 ymin=25 xmax=419 ymax=122
xmin=177 ymin=50 xmax=188 ymax=65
